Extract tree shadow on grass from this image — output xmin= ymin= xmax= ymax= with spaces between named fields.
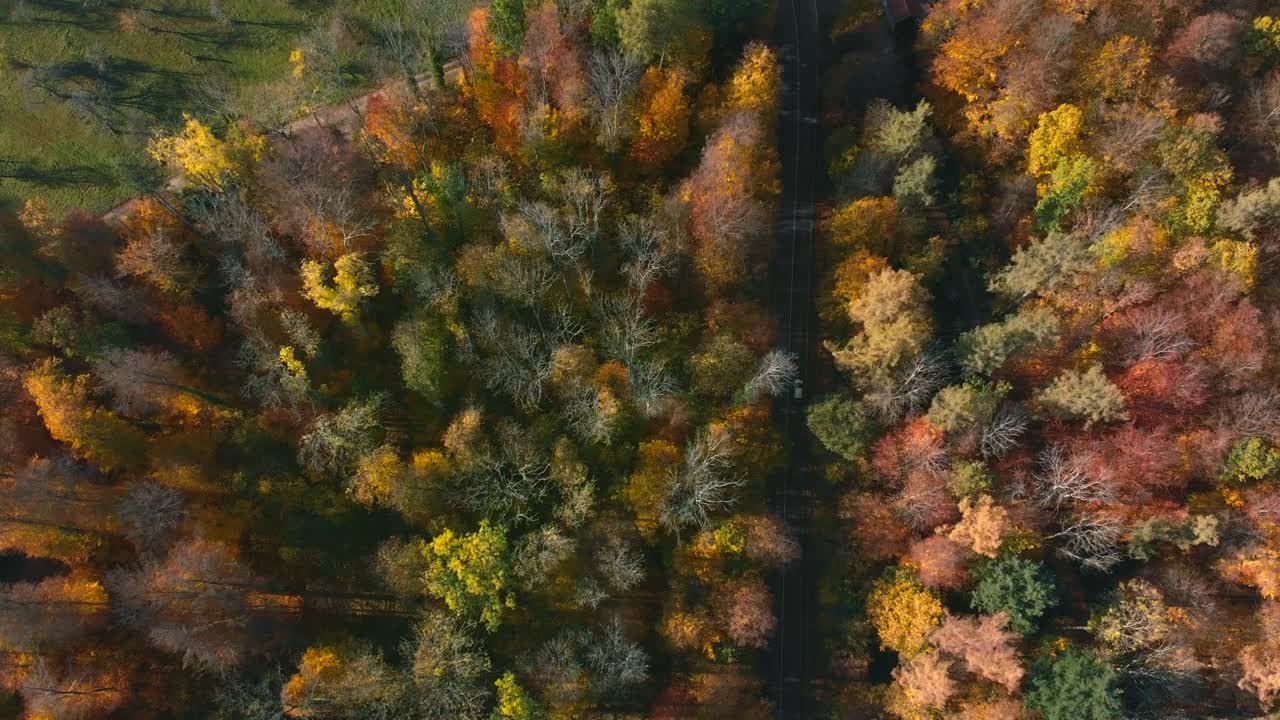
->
xmin=19 ymin=56 xmax=197 ymax=120
xmin=23 ymin=0 xmax=295 ymax=55
xmin=0 ymin=158 xmax=115 ymax=188
xmin=135 ymin=3 xmax=306 ymax=32
xmin=288 ymin=0 xmax=337 ymax=14
xmin=161 ymin=6 xmax=311 ymax=33
xmin=138 ymin=20 xmax=256 ymax=52
xmin=23 ymin=0 xmax=116 ymax=32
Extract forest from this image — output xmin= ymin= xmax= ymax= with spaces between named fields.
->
xmin=2 ymin=0 xmax=1280 ymax=719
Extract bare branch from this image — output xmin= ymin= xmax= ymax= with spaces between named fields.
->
xmin=1047 ymin=512 xmax=1125 ymax=571
xmin=1026 ymin=445 xmax=1117 ymax=512
xmin=660 ymin=427 xmax=746 ymax=533
xmin=618 ymin=213 xmax=676 ymax=295
xmin=739 ymin=349 xmax=798 ymax=403
xmin=981 ymin=403 xmax=1028 ymax=458
xmin=589 ymin=50 xmax=641 ymax=150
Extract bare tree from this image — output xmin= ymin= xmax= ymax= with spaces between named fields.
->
xmin=739 ymin=349 xmax=799 ymax=403
xmin=451 ymin=424 xmax=550 ymax=523
xmin=628 ymin=359 xmax=677 ymax=418
xmin=554 ymin=473 xmax=596 ymax=530
xmin=661 ymin=427 xmax=746 ymax=533
xmin=373 ymin=14 xmax=430 ymax=98
xmin=17 ymin=656 xmax=128 ymax=720
xmin=298 ymin=17 xmax=368 ymax=122
xmin=528 ymin=632 xmax=587 ymax=707
xmin=236 ymin=331 xmax=311 ymax=414
xmin=1247 ymin=487 xmax=1280 ymax=533
xmin=549 ymin=303 xmax=588 ymax=346
xmin=404 ymin=610 xmax=491 ymax=720
xmin=1047 ymin=513 xmax=1125 ymax=571
xmin=1096 ymin=107 xmax=1165 ymax=174
xmin=298 ymin=395 xmax=384 ymax=476
xmin=864 ymin=347 xmax=949 ymax=422
xmin=563 ymin=385 xmax=617 ymax=444
xmin=573 ymin=576 xmax=608 ymax=610
xmin=584 ymin=616 xmax=649 ymax=696
xmin=495 ymin=251 xmax=557 ymax=307
xmin=553 ymin=168 xmax=612 ymax=250
xmin=115 ymin=481 xmax=184 ymax=553
xmin=1025 ymin=445 xmax=1117 ymax=512
xmin=279 ymin=309 xmax=322 ymax=359
xmin=299 ymin=184 xmax=376 ymax=257
xmin=406 ymin=0 xmax=471 ymax=88
xmin=410 ymin=265 xmax=464 ymax=311
xmin=981 ymin=403 xmax=1028 ymax=458
xmin=1217 ymin=390 xmax=1280 ymax=444
xmin=107 ymin=538 xmax=258 ymax=671
xmin=213 ymin=666 xmax=291 ymax=720
xmin=1121 ymin=640 xmax=1203 ymax=697
xmin=1118 ymin=169 xmax=1172 ymax=215
xmin=1156 ymin=565 xmax=1220 ymax=619
xmin=373 ymin=537 xmax=432 ymax=600
xmin=589 ymin=50 xmax=642 ymax=150
xmin=596 ymin=535 xmax=646 ymax=592
xmin=509 ymin=202 xmax=581 ymax=267
xmin=894 ymin=472 xmax=954 ymax=532
xmin=194 ymin=190 xmax=286 ymax=271
xmin=472 ymin=309 xmax=556 ymax=410
xmin=618 ymin=213 xmax=676 ymax=295
xmin=512 ymin=525 xmax=575 ymax=590
xmin=468 ymin=155 xmax=511 ymax=209
xmin=1115 ymin=305 xmax=1193 ymax=364
xmin=595 ymin=294 xmax=660 ymax=366
xmin=91 ymin=348 xmax=186 ymax=416
xmin=1245 ymin=70 xmax=1280 ymax=162
xmin=73 ymin=275 xmax=148 ymax=324
xmin=226 ymin=273 xmax=286 ymax=333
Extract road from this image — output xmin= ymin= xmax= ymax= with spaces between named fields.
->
xmin=769 ymin=0 xmax=822 ymax=717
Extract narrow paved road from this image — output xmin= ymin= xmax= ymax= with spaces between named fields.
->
xmin=769 ymin=0 xmax=822 ymax=717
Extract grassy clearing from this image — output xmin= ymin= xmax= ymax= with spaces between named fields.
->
xmin=0 ymin=0 xmax=428 ymax=215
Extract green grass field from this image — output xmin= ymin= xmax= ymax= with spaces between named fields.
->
xmin=0 ymin=0 xmax=421 ymax=215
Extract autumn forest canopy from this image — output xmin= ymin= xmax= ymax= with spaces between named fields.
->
xmin=4 ymin=0 xmax=1280 ymax=718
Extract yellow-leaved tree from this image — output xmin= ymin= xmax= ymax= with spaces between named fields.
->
xmin=867 ymin=566 xmax=945 ymax=658
xmin=724 ymin=42 xmax=781 ymax=120
xmin=279 ymin=643 xmax=400 ymax=717
xmin=492 ymin=672 xmax=541 ymax=719
xmin=423 ymin=520 xmax=515 ymax=631
xmin=148 ymin=114 xmax=264 ymax=190
xmin=22 ymin=359 xmax=147 ymax=472
xmin=626 ymin=439 xmax=681 ymax=541
xmin=630 ymin=67 xmax=691 ymax=172
xmin=300 ymin=253 xmax=379 ymax=323
xmin=1027 ymin=104 xmax=1085 ymax=178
